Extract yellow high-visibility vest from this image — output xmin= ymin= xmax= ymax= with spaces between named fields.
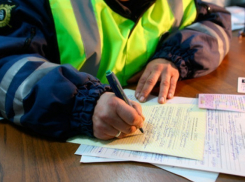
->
xmin=49 ymin=0 xmax=197 ymax=85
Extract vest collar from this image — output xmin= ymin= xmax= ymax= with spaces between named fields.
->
xmin=104 ymin=0 xmax=155 ymax=21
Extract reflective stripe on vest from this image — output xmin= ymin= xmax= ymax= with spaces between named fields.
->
xmin=49 ymin=0 xmax=197 ymax=85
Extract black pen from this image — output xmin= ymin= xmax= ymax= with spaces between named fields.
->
xmin=106 ymin=70 xmax=144 ymax=133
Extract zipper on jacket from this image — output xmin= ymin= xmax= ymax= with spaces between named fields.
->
xmin=23 ymin=27 xmax=36 ymax=50
xmin=128 ymin=0 xmax=156 ymax=38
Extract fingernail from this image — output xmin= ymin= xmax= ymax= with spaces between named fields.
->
xmin=136 ymin=93 xmax=139 ymax=99
xmin=139 ymin=122 xmax=144 ymax=128
xmin=168 ymin=93 xmax=172 ymax=98
xmin=139 ymin=96 xmax=145 ymax=102
xmin=139 ymin=114 xmax=145 ymax=121
xmin=159 ymin=97 xmax=165 ymax=104
xmin=142 ymin=115 xmax=145 ymax=121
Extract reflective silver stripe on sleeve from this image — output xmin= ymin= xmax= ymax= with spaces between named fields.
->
xmin=0 ymin=57 xmax=34 ymax=119
xmin=13 ymin=62 xmax=58 ymax=125
xmin=71 ymin=0 xmax=101 ymax=76
xmin=187 ymin=22 xmax=224 ymax=64
xmin=167 ymin=0 xmax=184 ymax=31
xmin=212 ymin=23 xmax=230 ymax=55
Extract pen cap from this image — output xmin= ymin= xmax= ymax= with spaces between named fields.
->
xmin=106 ymin=70 xmax=112 ymax=76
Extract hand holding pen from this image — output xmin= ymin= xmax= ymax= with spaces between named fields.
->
xmin=92 ymin=71 xmax=144 ymax=140
xmin=106 ymin=70 xmax=144 ymax=134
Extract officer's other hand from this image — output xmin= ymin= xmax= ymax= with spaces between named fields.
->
xmin=133 ymin=58 xmax=179 ymax=104
xmin=93 ymin=92 xmax=144 ymax=140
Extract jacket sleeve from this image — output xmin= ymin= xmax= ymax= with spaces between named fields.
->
xmin=0 ymin=1 xmax=111 ymax=140
xmin=0 ymin=54 xmax=111 ymax=140
xmin=151 ymin=0 xmax=232 ymax=80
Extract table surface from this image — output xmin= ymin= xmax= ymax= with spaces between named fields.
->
xmin=1 ymin=33 xmax=245 ymax=182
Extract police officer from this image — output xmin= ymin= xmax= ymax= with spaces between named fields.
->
xmin=0 ymin=0 xmax=231 ymax=140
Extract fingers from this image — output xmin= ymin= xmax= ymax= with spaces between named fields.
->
xmin=167 ymin=72 xmax=179 ymax=99
xmin=93 ymin=117 xmax=135 ymax=140
xmin=158 ymin=73 xmax=171 ymax=104
xmin=131 ymin=100 xmax=145 ymax=121
xmin=92 ymin=119 xmax=121 ymax=140
xmin=135 ymin=67 xmax=160 ymax=103
xmin=116 ymin=100 xmax=144 ymax=128
xmin=158 ymin=71 xmax=178 ymax=104
xmin=135 ymin=59 xmax=179 ymax=104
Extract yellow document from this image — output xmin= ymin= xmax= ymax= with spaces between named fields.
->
xmin=68 ymin=90 xmax=207 ymax=160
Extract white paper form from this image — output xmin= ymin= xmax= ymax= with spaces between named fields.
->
xmin=80 ymin=155 xmax=125 ymax=163
xmin=154 ymin=164 xmax=218 ymax=182
xmin=75 ymin=109 xmax=245 ymax=177
xmin=79 ymin=155 xmax=218 ymax=182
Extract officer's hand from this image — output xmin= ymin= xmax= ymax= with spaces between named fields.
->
xmin=134 ymin=58 xmax=179 ymax=104
xmin=93 ymin=92 xmax=144 ymax=140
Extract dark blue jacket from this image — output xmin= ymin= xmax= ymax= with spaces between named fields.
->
xmin=0 ymin=0 xmax=231 ymax=139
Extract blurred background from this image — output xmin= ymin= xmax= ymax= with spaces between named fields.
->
xmin=203 ymin=0 xmax=245 ymax=6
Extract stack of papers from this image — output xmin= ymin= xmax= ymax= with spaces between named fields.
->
xmin=67 ymin=89 xmax=245 ymax=182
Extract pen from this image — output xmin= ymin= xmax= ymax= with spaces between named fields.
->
xmin=106 ymin=70 xmax=144 ymax=133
